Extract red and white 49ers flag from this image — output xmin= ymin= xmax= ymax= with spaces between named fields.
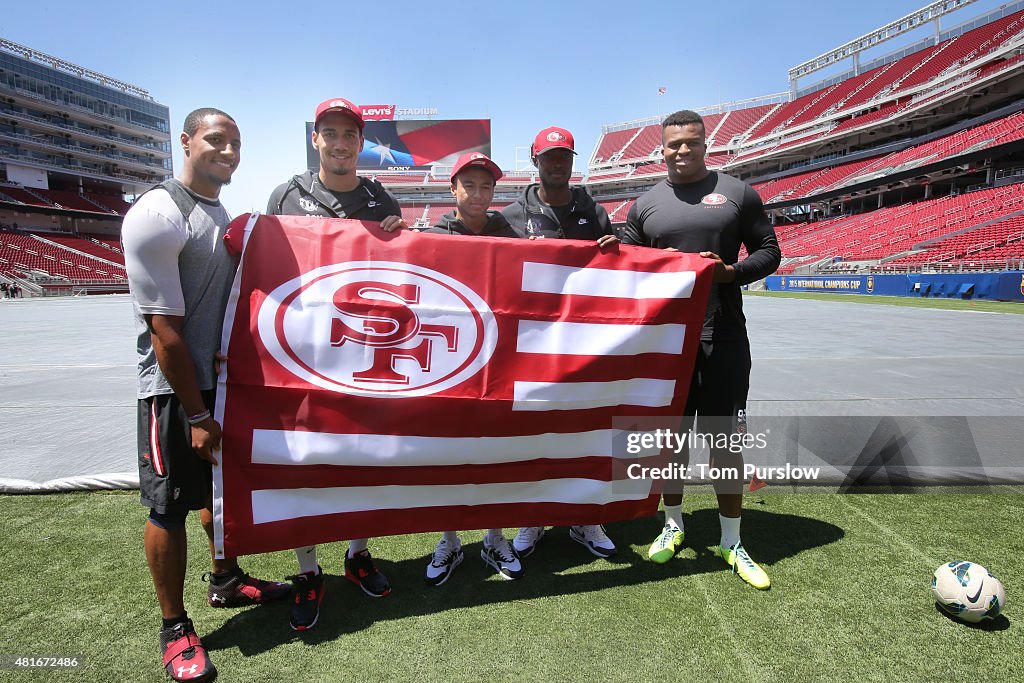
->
xmin=212 ymin=214 xmax=712 ymax=558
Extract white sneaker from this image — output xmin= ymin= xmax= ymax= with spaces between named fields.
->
xmin=569 ymin=525 xmax=617 ymax=558
xmin=512 ymin=526 xmax=546 ymax=557
xmin=481 ymin=534 xmax=524 ymax=580
xmin=425 ymin=536 xmax=463 ymax=586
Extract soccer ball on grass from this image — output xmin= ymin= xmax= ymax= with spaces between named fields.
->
xmin=931 ymin=560 xmax=1005 ymax=623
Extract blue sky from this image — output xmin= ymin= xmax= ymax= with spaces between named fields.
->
xmin=0 ymin=0 xmax=1013 ymax=211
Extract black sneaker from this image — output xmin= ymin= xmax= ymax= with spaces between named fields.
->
xmin=160 ymin=619 xmax=216 ymax=682
xmin=344 ymin=549 xmax=391 ymax=597
xmin=204 ymin=570 xmax=290 ymax=608
xmin=285 ymin=568 xmax=325 ymax=631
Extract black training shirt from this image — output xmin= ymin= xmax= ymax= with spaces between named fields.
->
xmin=265 ymin=171 xmax=402 ymax=221
xmin=422 ymin=211 xmax=520 ymax=238
xmin=622 ymin=172 xmax=781 ymax=341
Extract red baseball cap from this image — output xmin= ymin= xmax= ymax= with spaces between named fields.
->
xmin=532 ymin=127 xmax=576 ymax=156
xmin=314 ymin=97 xmax=364 ymax=131
xmin=451 ymin=152 xmax=503 ymax=183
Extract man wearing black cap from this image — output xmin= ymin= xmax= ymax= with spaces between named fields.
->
xmin=503 ymin=127 xmax=621 ymax=561
xmin=418 ymin=152 xmax=525 ymax=585
xmin=266 ymin=97 xmax=405 ymax=631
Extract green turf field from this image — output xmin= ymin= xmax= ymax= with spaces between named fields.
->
xmin=746 ymin=290 xmax=1024 ymax=313
xmin=1 ymin=491 xmax=1020 ymax=682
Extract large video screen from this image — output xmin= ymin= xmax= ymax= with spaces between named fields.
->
xmin=305 ymin=119 xmax=491 ymax=172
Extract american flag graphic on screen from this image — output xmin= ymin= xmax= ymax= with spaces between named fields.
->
xmin=305 ymin=120 xmax=492 ymax=172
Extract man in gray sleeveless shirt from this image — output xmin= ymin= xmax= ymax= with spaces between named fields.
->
xmin=123 ymin=108 xmax=288 ymax=683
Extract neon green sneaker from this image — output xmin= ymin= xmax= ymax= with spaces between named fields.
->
xmin=648 ymin=523 xmax=684 ymax=564
xmin=715 ymin=542 xmax=771 ymax=590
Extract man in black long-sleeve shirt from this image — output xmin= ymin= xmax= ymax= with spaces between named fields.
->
xmin=621 ymin=110 xmax=781 ymax=590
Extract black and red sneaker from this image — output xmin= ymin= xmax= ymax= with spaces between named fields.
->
xmin=344 ymin=549 xmax=391 ymax=597
xmin=285 ymin=568 xmax=325 ymax=631
xmin=204 ymin=570 xmax=290 ymax=608
xmin=160 ymin=619 xmax=216 ymax=682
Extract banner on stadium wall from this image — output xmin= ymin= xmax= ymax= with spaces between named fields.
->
xmin=764 ymin=273 xmax=1024 ymax=301
xmin=769 ymin=275 xmax=870 ymax=293
xmin=304 ymin=119 xmax=491 ymax=172
xmin=211 ymin=214 xmax=712 ymax=558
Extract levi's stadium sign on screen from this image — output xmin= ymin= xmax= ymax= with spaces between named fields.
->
xmin=305 ymin=119 xmax=491 ymax=172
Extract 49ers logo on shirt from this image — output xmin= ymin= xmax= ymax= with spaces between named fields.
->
xmin=701 ymin=193 xmax=727 ymax=206
xmin=257 ymin=262 xmax=498 ymax=397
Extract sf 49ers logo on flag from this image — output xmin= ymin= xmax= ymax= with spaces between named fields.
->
xmin=257 ymin=262 xmax=498 ymax=397
xmin=213 ymin=214 xmax=714 ymax=559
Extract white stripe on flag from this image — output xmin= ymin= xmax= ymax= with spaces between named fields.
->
xmin=251 ymin=478 xmax=653 ymax=525
xmin=521 ymin=262 xmax=695 ymax=299
xmin=513 ymin=379 xmax=676 ymax=411
xmin=251 ymin=429 xmax=659 ymax=467
xmin=517 ymin=320 xmax=686 ymax=356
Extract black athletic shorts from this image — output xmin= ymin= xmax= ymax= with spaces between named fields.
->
xmin=681 ymin=339 xmax=751 ymax=434
xmin=137 ymin=390 xmax=215 ymax=515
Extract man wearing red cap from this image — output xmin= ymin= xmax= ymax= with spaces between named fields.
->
xmin=502 ymin=127 xmax=616 ymax=243
xmin=265 ymin=97 xmax=406 ymax=631
xmin=421 ymin=153 xmax=518 ymax=237
xmin=503 ymin=127 xmax=621 ymax=561
xmin=266 ymin=97 xmax=405 ymax=228
xmin=418 ymin=153 xmax=523 ymax=584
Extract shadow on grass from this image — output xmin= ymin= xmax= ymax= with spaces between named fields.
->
xmin=933 ymin=604 xmax=1011 ymax=631
xmin=202 ymin=507 xmax=844 ymax=655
